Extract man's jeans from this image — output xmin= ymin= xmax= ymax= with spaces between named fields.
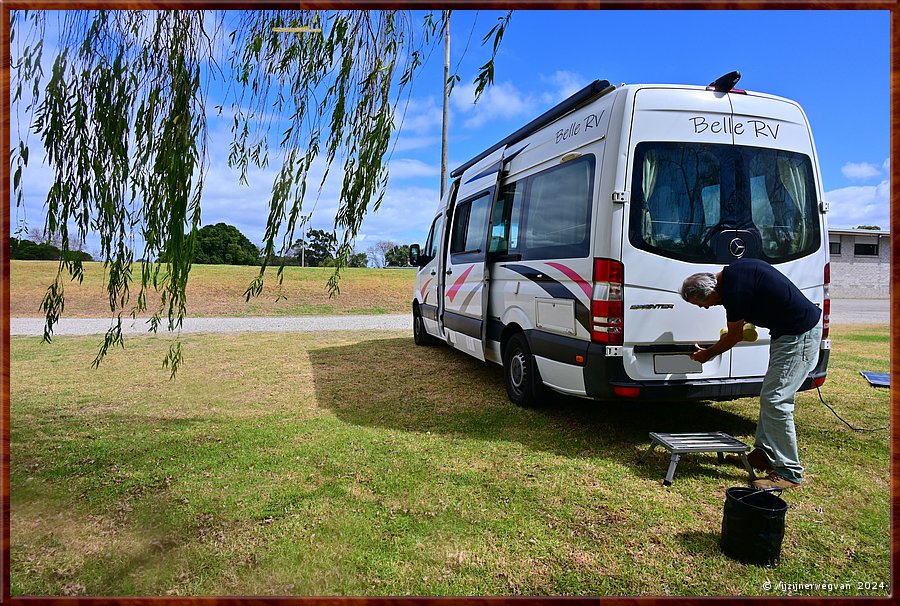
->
xmin=755 ymin=323 xmax=823 ymax=484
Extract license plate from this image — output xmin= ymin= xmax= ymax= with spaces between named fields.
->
xmin=654 ymin=354 xmax=702 ymax=374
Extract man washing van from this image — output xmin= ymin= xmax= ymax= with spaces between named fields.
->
xmin=680 ymin=258 xmax=822 ymax=490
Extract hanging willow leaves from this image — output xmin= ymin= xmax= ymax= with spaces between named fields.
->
xmin=11 ymin=9 xmax=512 ymax=376
xmin=473 ymin=12 xmax=512 ymax=102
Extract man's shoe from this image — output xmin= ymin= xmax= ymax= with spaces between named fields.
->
xmin=746 ymin=448 xmax=774 ymax=472
xmin=751 ymin=471 xmax=801 ymax=490
xmin=725 ymin=448 xmax=774 ymax=472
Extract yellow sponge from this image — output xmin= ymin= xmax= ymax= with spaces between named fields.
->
xmin=721 ymin=324 xmax=760 ymax=342
xmin=743 ymin=323 xmax=759 ymax=342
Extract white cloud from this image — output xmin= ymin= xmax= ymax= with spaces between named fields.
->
xmin=540 ymin=70 xmax=587 ymax=104
xmin=207 ymin=103 xmax=288 ymax=128
xmin=449 ymin=72 xmax=589 ymax=131
xmin=824 ymin=180 xmax=890 ymax=229
xmin=357 ymin=184 xmax=440 ymax=246
xmin=394 ymin=96 xmax=443 ymax=136
xmin=387 ymin=159 xmax=441 ymax=180
xmin=392 ymin=135 xmax=439 ymax=153
xmin=198 ymin=138 xmax=439 ymax=253
xmin=883 ymin=157 xmax=890 ymax=174
xmin=841 ymin=161 xmax=881 ymax=180
xmin=451 ymin=81 xmax=536 ymax=129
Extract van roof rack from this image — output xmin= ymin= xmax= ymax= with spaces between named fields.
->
xmin=450 ymin=78 xmax=615 ymax=178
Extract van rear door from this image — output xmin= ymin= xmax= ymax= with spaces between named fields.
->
xmin=619 ymin=87 xmax=737 ymax=382
xmin=727 ymin=93 xmax=826 ymax=378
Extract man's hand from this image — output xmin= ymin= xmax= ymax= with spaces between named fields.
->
xmin=690 ymin=320 xmax=745 ymax=364
xmin=691 ymin=344 xmax=714 ymax=364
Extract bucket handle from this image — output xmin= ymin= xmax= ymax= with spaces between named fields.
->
xmin=733 ymin=487 xmax=783 ymax=503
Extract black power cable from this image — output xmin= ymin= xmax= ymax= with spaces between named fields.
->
xmin=816 ymin=385 xmax=889 ymax=432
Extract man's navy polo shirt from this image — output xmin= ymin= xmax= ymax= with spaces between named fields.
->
xmin=720 ymin=258 xmax=821 ymax=340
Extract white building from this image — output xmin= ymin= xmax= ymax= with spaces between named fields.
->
xmin=828 ymin=228 xmax=890 ymax=299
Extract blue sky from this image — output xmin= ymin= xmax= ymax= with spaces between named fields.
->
xmin=12 ymin=10 xmax=890 ymax=258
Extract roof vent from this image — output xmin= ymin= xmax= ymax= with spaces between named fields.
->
xmin=708 ymin=71 xmax=742 ymax=93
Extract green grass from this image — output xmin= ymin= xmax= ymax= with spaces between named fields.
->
xmin=10 ymin=325 xmax=890 ymax=596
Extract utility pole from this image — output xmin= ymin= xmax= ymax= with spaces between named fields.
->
xmin=440 ymin=10 xmax=450 ymax=199
xmin=301 ymin=227 xmax=308 ymax=267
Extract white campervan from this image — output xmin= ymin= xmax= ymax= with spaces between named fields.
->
xmin=409 ymin=72 xmax=831 ymax=405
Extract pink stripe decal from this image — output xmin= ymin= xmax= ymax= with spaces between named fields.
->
xmin=419 ymin=277 xmax=433 ymax=301
xmin=446 ymin=265 xmax=475 ymax=302
xmin=546 ymin=262 xmax=592 ymax=299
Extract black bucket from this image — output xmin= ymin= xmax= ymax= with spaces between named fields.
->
xmin=720 ymin=487 xmax=788 ymax=567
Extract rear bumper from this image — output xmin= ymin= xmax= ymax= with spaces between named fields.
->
xmin=524 ymin=329 xmax=830 ymax=402
xmin=583 ymin=343 xmax=830 ymax=402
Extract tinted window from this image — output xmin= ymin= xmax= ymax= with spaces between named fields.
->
xmin=450 ymin=192 xmax=491 ymax=260
xmin=829 ymin=241 xmax=841 ymax=255
xmin=630 ymin=142 xmax=821 ymax=263
xmin=747 ymin=151 xmax=819 ymax=259
xmin=489 ymin=180 xmax=525 ymax=255
xmin=427 ymin=215 xmax=443 ymax=258
xmin=854 ymin=242 xmax=879 ymax=256
xmin=633 ymin=146 xmax=721 ymax=255
xmin=522 ymin=156 xmax=594 ymax=260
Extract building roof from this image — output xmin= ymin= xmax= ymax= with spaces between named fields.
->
xmin=828 ymin=228 xmax=889 ymax=237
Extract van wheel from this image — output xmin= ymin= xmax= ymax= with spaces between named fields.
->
xmin=503 ymin=333 xmax=546 ymax=407
xmin=413 ymin=304 xmax=438 ymax=346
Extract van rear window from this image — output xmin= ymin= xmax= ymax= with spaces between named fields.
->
xmin=629 ymin=142 xmax=821 ymax=264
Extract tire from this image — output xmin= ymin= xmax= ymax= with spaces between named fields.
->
xmin=413 ymin=304 xmax=438 ymax=346
xmin=503 ymin=332 xmax=547 ymax=407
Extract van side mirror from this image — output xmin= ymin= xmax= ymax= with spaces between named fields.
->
xmin=409 ymin=244 xmax=421 ymax=267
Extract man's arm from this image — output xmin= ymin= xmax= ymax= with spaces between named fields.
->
xmin=691 ymin=320 xmax=745 ymax=363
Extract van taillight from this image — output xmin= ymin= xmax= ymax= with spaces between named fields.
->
xmin=592 ymin=258 xmax=624 ymax=345
xmin=613 ymin=385 xmax=641 ymax=398
xmin=823 ymin=263 xmax=830 ymax=339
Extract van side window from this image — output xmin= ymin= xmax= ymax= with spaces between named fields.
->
xmin=521 ymin=156 xmax=594 ymax=260
xmin=489 ymin=180 xmax=525 ymax=255
xmin=450 ymin=192 xmax=492 ymax=261
xmin=425 ymin=214 xmax=443 ymax=259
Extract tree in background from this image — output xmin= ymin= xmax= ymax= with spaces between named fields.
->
xmin=12 ymin=238 xmax=93 ymax=262
xmin=10 ymin=9 xmax=511 ymax=373
xmin=276 ymin=232 xmax=367 ymax=267
xmin=366 ymin=240 xmax=396 ymax=268
xmin=347 ymin=252 xmax=369 ymax=268
xmin=191 ymin=223 xmax=260 ymax=265
xmin=26 ymin=226 xmax=89 ymax=255
xmin=303 ymin=229 xmax=338 ymax=267
xmin=385 ymin=244 xmax=411 ymax=267
xmin=855 ymin=225 xmax=882 ymax=230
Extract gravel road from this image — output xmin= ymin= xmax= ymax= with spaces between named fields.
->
xmin=9 ymin=298 xmax=888 ymax=337
xmin=830 ymin=299 xmax=891 ymax=326
xmin=10 ymin=314 xmax=412 ymax=336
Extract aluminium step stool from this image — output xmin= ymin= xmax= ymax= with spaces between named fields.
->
xmin=637 ymin=432 xmax=757 ymax=486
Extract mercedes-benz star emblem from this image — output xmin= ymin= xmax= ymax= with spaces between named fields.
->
xmin=729 ymin=237 xmax=746 ymax=258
